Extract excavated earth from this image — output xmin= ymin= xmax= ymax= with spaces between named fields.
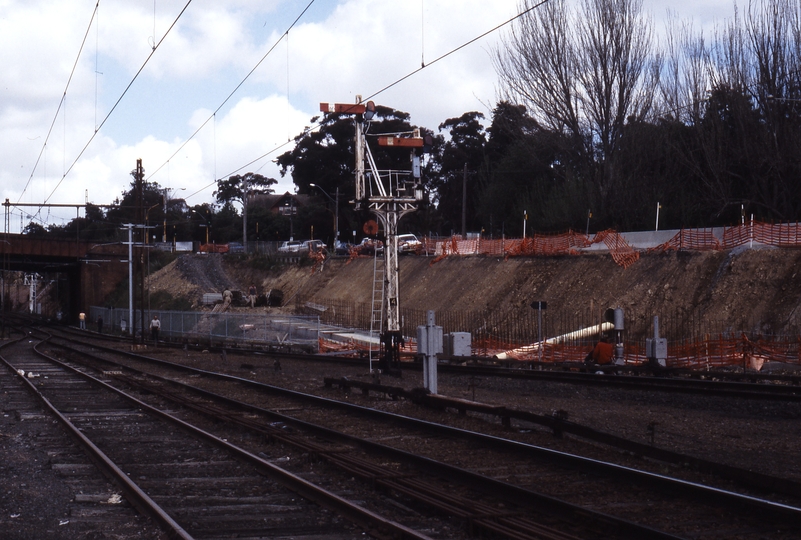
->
xmin=148 ymin=247 xmax=801 ymax=337
xmin=4 ymin=247 xmax=801 ymax=539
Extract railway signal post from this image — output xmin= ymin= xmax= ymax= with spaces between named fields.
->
xmin=320 ymin=97 xmax=425 ymax=374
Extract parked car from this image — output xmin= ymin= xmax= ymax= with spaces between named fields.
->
xmin=278 ymin=240 xmax=302 ymax=253
xmin=398 ymin=233 xmax=422 ymax=254
xmin=300 ymin=239 xmax=327 ymax=254
xmin=334 ymin=240 xmax=354 ymax=256
xmin=356 ymin=237 xmax=383 ymax=256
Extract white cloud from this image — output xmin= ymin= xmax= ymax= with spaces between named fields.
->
xmin=0 ymin=0 xmax=739 ymax=233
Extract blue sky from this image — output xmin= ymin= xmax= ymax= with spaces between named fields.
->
xmin=0 ymin=0 xmax=736 ymax=232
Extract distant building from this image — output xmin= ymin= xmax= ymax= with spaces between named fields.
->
xmin=249 ymin=192 xmax=309 ymax=216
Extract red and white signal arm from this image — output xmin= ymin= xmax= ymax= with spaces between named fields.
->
xmin=378 ymin=136 xmax=424 ymax=148
xmin=319 ymin=101 xmax=376 ymax=118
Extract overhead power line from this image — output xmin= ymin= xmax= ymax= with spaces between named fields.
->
xmin=18 ymin=0 xmax=101 ymax=205
xmin=146 ymin=0 xmax=318 ymax=184
xmin=203 ymin=0 xmax=552 ymax=194
xmin=35 ymin=0 xmax=195 ymax=219
xmin=362 ymin=0 xmax=549 ymax=103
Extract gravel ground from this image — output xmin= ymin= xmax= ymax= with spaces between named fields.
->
xmin=1 ymin=369 xmax=165 ymax=539
xmin=3 ymin=342 xmax=800 ymax=538
xmin=149 ymin=348 xmax=801 ymax=488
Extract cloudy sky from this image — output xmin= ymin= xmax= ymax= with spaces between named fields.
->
xmin=0 ymin=0 xmax=736 ymax=232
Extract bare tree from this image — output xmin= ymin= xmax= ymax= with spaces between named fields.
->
xmin=660 ymin=13 xmax=710 ymax=124
xmin=495 ymin=0 xmax=660 ymax=209
xmin=687 ymin=0 xmax=801 ymax=221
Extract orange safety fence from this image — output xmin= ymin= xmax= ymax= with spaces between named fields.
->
xmin=318 ymin=336 xmax=418 ymax=358
xmin=320 ymin=333 xmax=799 ymax=371
xmin=199 ymin=243 xmax=229 ymax=253
xmin=309 ymin=249 xmax=326 ymax=274
xmin=474 ymin=333 xmax=800 ymax=371
xmin=648 ymin=229 xmax=721 ymax=252
xmin=652 ymin=221 xmax=801 ymax=253
xmin=422 ymin=222 xmax=801 ymax=267
xmin=426 ymin=229 xmax=639 ymax=268
xmin=593 ymin=230 xmax=640 ymax=268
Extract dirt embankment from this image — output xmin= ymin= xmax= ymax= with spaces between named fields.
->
xmin=146 ymin=248 xmax=801 ymax=337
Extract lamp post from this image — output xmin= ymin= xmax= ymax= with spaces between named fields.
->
xmin=192 ymin=209 xmax=210 ymax=244
xmin=145 ymin=203 xmax=160 ymax=244
xmin=309 ymin=183 xmax=339 ymax=245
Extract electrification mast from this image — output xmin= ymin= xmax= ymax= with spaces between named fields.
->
xmin=320 ymin=97 xmax=425 ymax=373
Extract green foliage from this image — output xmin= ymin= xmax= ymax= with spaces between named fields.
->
xmin=208 ymin=202 xmax=241 ymax=243
xmin=22 ymin=222 xmax=47 ymax=236
xmin=248 ymin=205 xmax=291 ymax=242
xmin=26 ymin=0 xmax=801 ymax=243
xmin=429 ymin=112 xmax=487 ymax=234
xmin=214 ymin=173 xmax=276 ymax=206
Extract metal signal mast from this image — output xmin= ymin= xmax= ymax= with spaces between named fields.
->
xmin=320 ymin=97 xmax=425 ymax=373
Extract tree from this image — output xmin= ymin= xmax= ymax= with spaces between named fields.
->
xmin=22 ymin=222 xmax=47 ymax=236
xmin=431 ymin=112 xmax=487 ymax=235
xmin=479 ymin=103 xmax=579 ymax=234
xmin=277 ymin=105 xmax=433 ymax=240
xmin=494 ymin=0 xmax=660 ymax=223
xmin=214 ymin=173 xmax=277 ymax=249
xmin=45 ymin=203 xmax=116 ymax=242
xmin=658 ymin=0 xmax=801 ymax=223
xmin=106 ymin=179 xmax=164 ymax=232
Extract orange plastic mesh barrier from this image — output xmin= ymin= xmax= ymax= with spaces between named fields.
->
xmin=199 ymin=243 xmax=229 ymax=253
xmin=426 ymin=230 xmax=638 ymax=268
xmin=474 ymin=333 xmax=799 ymax=371
xmin=321 ymin=333 xmax=799 ymax=371
xmin=309 ymin=250 xmax=326 ymax=274
xmin=593 ymin=230 xmax=640 ymax=268
xmin=318 ymin=337 xmax=417 ymax=359
xmin=649 ymin=229 xmax=721 ymax=253
xmin=652 ymin=222 xmax=801 ymax=253
xmin=423 ymin=222 xmax=801 ymax=267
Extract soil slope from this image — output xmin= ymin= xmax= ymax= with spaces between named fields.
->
xmin=146 ymin=247 xmax=801 ymax=338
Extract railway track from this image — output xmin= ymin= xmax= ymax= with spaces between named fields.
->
xmin=1 ymin=330 xmax=430 ymax=539
xmin=53 ymin=321 xmax=801 ymax=400
xmin=0 ymin=336 xmax=161 ymax=539
xmin=13 ymin=325 xmax=801 ymax=539
xmin=434 ymin=364 xmax=801 ymax=401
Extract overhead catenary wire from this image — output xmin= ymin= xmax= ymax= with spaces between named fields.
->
xmin=35 ymin=0 xmax=195 ymax=219
xmin=24 ymin=0 xmax=548 ymax=226
xmin=201 ymin=0 xmax=553 ymax=195
xmin=145 ymin=0 xmax=318 ymax=184
xmin=362 ymin=0 xmax=549 ymax=104
xmin=18 ymin=0 xmax=101 ymax=206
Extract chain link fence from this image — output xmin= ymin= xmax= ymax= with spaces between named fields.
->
xmin=89 ymin=306 xmax=320 ymax=350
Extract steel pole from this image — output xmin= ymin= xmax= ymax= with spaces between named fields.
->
xmin=335 ymin=187 xmax=339 ymax=244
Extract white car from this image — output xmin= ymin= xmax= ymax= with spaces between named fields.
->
xmin=300 ymin=240 xmax=327 ymax=253
xmin=278 ymin=241 xmax=302 ymax=253
xmin=398 ymin=234 xmax=422 ymax=254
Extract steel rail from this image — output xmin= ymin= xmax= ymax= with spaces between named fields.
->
xmin=323 ymin=377 xmax=801 ymax=498
xmin=0 ymin=343 xmax=194 ymax=540
xmin=41 ymin=334 xmax=801 ymax=524
xmin=46 ymin=320 xmax=801 ymax=393
xmin=20 ymin=333 xmax=433 ymax=540
xmin=433 ymin=363 xmax=801 ymax=400
xmin=42 ymin=336 xmax=681 ymax=540
xmin=48 ymin=321 xmax=801 ymax=398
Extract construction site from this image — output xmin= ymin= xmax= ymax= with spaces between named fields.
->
xmin=129 ymin=220 xmax=801 ymax=373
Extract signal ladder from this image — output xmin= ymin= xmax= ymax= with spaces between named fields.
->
xmin=369 ymin=246 xmax=384 ymax=372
